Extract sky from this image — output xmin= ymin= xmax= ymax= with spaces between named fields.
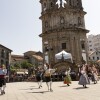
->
xmin=0 ymin=0 xmax=100 ymax=55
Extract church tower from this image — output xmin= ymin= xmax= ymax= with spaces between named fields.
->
xmin=39 ymin=0 xmax=89 ymax=65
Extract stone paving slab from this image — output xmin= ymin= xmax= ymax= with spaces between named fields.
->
xmin=0 ymin=81 xmax=100 ymax=100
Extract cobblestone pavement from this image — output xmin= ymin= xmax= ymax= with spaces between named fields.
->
xmin=0 ymin=81 xmax=100 ymax=100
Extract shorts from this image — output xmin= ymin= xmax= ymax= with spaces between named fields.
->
xmin=0 ymin=78 xmax=6 ymax=87
xmin=45 ymin=76 xmax=52 ymax=82
xmin=36 ymin=76 xmax=42 ymax=81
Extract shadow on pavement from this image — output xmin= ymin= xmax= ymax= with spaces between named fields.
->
xmin=30 ymin=86 xmax=35 ymax=87
xmin=27 ymin=91 xmax=49 ymax=94
xmin=59 ymin=85 xmax=70 ymax=87
xmin=73 ymin=87 xmax=89 ymax=90
xmin=19 ymin=87 xmax=40 ymax=90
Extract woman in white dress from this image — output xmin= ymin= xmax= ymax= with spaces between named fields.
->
xmin=78 ymin=64 xmax=90 ymax=88
xmin=91 ymin=65 xmax=98 ymax=84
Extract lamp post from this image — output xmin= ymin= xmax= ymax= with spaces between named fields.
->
xmin=7 ymin=64 xmax=11 ymax=82
xmin=61 ymin=53 xmax=64 ymax=61
xmin=44 ymin=41 xmax=53 ymax=64
xmin=44 ymin=41 xmax=49 ymax=63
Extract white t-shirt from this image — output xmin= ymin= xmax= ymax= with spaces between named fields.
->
xmin=0 ymin=69 xmax=4 ymax=75
xmin=45 ymin=68 xmax=55 ymax=75
xmin=3 ymin=69 xmax=7 ymax=75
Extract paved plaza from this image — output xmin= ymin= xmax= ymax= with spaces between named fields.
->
xmin=0 ymin=81 xmax=100 ymax=100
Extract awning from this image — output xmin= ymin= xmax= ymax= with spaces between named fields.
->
xmin=17 ymin=71 xmax=28 ymax=74
xmin=55 ymin=50 xmax=73 ymax=62
xmin=17 ymin=72 xmax=25 ymax=74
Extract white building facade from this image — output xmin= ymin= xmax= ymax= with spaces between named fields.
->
xmin=87 ymin=34 xmax=100 ymax=51
xmin=89 ymin=50 xmax=100 ymax=61
xmin=87 ymin=34 xmax=100 ymax=62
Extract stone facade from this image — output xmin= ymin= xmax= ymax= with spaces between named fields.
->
xmin=11 ymin=51 xmax=43 ymax=67
xmin=0 ymin=44 xmax=12 ymax=67
xmin=88 ymin=50 xmax=100 ymax=61
xmin=39 ymin=0 xmax=89 ymax=65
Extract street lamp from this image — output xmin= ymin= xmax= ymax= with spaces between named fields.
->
xmin=44 ymin=41 xmax=53 ymax=64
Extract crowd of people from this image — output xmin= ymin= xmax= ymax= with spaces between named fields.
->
xmin=78 ymin=64 xmax=99 ymax=88
xmin=0 ymin=63 xmax=99 ymax=95
xmin=35 ymin=63 xmax=99 ymax=92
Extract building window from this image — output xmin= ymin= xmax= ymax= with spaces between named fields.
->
xmin=69 ymin=24 xmax=72 ymax=27
xmin=51 ymin=2 xmax=53 ymax=7
xmin=69 ymin=0 xmax=72 ymax=6
xmin=90 ymin=49 xmax=92 ymax=51
xmin=93 ymin=57 xmax=95 ymax=60
xmin=6 ymin=52 xmax=9 ymax=59
xmin=97 ymin=57 xmax=99 ymax=60
xmin=89 ymin=45 xmax=92 ymax=47
xmin=74 ymin=24 xmax=77 ymax=27
xmin=77 ymin=0 xmax=79 ymax=6
xmin=1 ymin=59 xmax=4 ymax=65
xmin=62 ymin=43 xmax=66 ymax=49
xmin=1 ymin=49 xmax=5 ymax=58
xmin=96 ymin=52 xmax=98 ymax=55
xmin=81 ymin=41 xmax=85 ymax=50
xmin=45 ymin=47 xmax=48 ymax=52
xmin=78 ymin=17 xmax=82 ymax=25
xmin=6 ymin=61 xmax=8 ymax=68
xmin=89 ymin=41 xmax=91 ymax=43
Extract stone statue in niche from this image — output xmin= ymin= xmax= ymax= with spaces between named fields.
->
xmin=56 ymin=0 xmax=67 ymax=8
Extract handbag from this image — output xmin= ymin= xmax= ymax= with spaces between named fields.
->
xmin=44 ymin=73 xmax=51 ymax=77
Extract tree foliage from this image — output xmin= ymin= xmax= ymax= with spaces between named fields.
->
xmin=21 ymin=61 xmax=34 ymax=69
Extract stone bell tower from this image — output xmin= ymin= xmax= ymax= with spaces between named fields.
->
xmin=39 ymin=0 xmax=89 ymax=65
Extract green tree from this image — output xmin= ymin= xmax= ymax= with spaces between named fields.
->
xmin=14 ymin=63 xmax=20 ymax=69
xmin=10 ymin=65 xmax=17 ymax=75
xmin=21 ymin=61 xmax=34 ymax=69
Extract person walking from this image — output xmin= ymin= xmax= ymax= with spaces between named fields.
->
xmin=91 ymin=65 xmax=98 ymax=84
xmin=44 ymin=63 xmax=55 ymax=92
xmin=78 ymin=64 xmax=90 ymax=88
xmin=0 ymin=65 xmax=7 ymax=95
xmin=63 ymin=67 xmax=72 ymax=86
xmin=35 ymin=67 xmax=43 ymax=88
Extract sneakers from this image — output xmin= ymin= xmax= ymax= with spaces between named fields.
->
xmin=50 ymin=88 xmax=53 ymax=92
xmin=1 ymin=90 xmax=5 ymax=95
xmin=67 ymin=84 xmax=70 ymax=86
xmin=39 ymin=85 xmax=42 ymax=88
